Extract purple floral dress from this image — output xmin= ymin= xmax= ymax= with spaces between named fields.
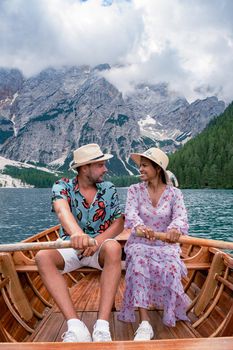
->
xmin=118 ymin=182 xmax=190 ymax=327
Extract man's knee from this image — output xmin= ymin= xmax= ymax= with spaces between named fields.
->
xmin=35 ymin=250 xmax=50 ymax=270
xmin=35 ymin=250 xmax=64 ymax=271
xmin=101 ymin=240 xmax=122 ymax=261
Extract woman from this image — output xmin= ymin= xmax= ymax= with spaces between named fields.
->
xmin=118 ymin=147 xmax=190 ymax=340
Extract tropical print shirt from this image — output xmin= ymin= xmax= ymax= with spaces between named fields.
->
xmin=51 ymin=177 xmax=122 ymax=238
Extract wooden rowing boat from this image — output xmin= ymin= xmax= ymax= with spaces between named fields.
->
xmin=0 ymin=225 xmax=233 ymax=349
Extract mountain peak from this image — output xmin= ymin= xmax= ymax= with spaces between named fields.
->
xmin=0 ymin=64 xmax=225 ymax=176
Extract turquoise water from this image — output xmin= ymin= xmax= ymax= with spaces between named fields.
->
xmin=0 ymin=188 xmax=233 ymax=244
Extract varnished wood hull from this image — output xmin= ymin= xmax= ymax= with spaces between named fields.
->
xmin=0 ymin=225 xmax=233 ymax=349
xmin=0 ymin=337 xmax=233 ymax=350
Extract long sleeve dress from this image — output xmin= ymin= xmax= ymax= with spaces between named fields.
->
xmin=118 ymin=182 xmax=190 ymax=327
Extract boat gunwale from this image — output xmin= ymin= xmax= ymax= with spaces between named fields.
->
xmin=0 ymin=336 xmax=233 ymax=349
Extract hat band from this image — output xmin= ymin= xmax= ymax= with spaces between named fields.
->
xmin=89 ymin=154 xmax=105 ymax=161
xmin=72 ymin=154 xmax=105 ymax=167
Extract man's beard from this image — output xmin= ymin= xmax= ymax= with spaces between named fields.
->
xmin=88 ymin=173 xmax=105 ymax=184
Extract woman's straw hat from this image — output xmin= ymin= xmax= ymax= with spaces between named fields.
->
xmin=70 ymin=143 xmax=113 ymax=169
xmin=130 ymin=147 xmax=170 ymax=184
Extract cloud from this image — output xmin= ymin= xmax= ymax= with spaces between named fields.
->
xmin=0 ymin=0 xmax=233 ymax=103
xmin=0 ymin=0 xmax=143 ymax=75
xmin=103 ymin=0 xmax=233 ymax=102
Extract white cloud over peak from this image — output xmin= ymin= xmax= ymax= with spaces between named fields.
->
xmin=0 ymin=0 xmax=233 ymax=103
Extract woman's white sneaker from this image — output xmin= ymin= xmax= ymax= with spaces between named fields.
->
xmin=134 ymin=321 xmax=154 ymax=341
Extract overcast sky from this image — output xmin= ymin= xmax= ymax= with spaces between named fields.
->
xmin=0 ymin=0 xmax=233 ymax=103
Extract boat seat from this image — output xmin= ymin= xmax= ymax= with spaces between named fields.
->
xmin=15 ymin=263 xmax=126 ymax=273
xmin=185 ymin=262 xmax=211 ymax=270
xmin=15 ymin=265 xmax=39 ymax=272
xmin=15 ymin=265 xmax=100 ymax=273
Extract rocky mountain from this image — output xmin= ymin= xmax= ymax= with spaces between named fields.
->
xmin=0 ymin=65 xmax=225 ymax=176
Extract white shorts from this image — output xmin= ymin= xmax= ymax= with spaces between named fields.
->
xmin=57 ymin=238 xmax=116 ymax=274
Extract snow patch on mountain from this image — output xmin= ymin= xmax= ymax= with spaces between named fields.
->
xmin=0 ymin=156 xmax=56 ymax=173
xmin=118 ymin=155 xmax=134 ymax=176
xmin=0 ymin=156 xmax=59 ymax=188
xmin=0 ymin=174 xmax=33 ymax=188
xmin=48 ymin=152 xmax=68 ymax=167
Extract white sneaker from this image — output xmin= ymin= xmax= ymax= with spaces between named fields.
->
xmin=134 ymin=321 xmax=154 ymax=341
xmin=92 ymin=324 xmax=112 ymax=342
xmin=62 ymin=322 xmax=92 ymax=342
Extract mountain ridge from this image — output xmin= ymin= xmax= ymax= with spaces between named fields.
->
xmin=0 ymin=65 xmax=225 ymax=178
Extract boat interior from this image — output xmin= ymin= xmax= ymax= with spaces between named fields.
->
xmin=0 ymin=225 xmax=233 ymax=349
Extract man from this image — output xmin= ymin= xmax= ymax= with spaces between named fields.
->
xmin=36 ymin=144 xmax=124 ymax=342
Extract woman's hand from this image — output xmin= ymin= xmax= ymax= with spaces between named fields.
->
xmin=136 ymin=225 xmax=155 ymax=241
xmin=166 ymin=229 xmax=181 ymax=243
xmin=145 ymin=227 xmax=156 ymax=241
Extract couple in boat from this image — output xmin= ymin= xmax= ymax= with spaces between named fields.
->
xmin=35 ymin=143 xmax=190 ymax=342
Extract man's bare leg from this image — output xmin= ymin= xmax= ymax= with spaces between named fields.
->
xmin=36 ymin=249 xmax=92 ymax=342
xmin=35 ymin=249 xmax=77 ymax=320
xmin=98 ymin=240 xmax=122 ymax=320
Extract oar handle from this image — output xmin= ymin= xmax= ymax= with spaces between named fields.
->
xmin=0 ymin=237 xmax=97 ymax=252
xmin=136 ymin=229 xmax=169 ymax=241
xmin=136 ymin=228 xmax=233 ymax=250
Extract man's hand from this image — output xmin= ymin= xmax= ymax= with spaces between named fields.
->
xmin=70 ymin=233 xmax=92 ymax=249
xmin=81 ymin=245 xmax=99 ymax=257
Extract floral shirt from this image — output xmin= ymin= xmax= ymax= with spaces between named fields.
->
xmin=51 ymin=177 xmax=122 ymax=238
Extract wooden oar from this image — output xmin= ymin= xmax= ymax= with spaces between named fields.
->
xmin=0 ymin=237 xmax=97 ymax=252
xmin=136 ymin=228 xmax=233 ymax=250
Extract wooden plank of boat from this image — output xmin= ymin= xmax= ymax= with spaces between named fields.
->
xmin=0 ymin=337 xmax=233 ymax=349
xmin=136 ymin=228 xmax=233 ymax=250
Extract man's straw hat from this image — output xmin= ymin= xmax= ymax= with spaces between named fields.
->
xmin=70 ymin=143 xmax=113 ymax=169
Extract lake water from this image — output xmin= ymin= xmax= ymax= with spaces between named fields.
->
xmin=0 ymin=188 xmax=233 ymax=245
